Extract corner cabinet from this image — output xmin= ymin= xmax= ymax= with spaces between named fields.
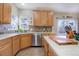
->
xmin=0 ymin=3 xmax=11 ymax=24
xmin=33 ymin=10 xmax=54 ymax=26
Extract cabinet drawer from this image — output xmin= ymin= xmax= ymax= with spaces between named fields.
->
xmin=21 ymin=42 xmax=32 ymax=49
xmin=21 ymin=39 xmax=32 ymax=44
xmin=22 ymin=37 xmax=32 ymax=40
xmin=0 ymin=38 xmax=11 ymax=46
xmin=21 ymin=39 xmax=32 ymax=49
xmin=21 ymin=38 xmax=32 ymax=41
xmin=0 ymin=41 xmax=12 ymax=56
xmin=21 ymin=34 xmax=32 ymax=37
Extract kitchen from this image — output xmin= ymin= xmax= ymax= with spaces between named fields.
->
xmin=0 ymin=3 xmax=79 ymax=56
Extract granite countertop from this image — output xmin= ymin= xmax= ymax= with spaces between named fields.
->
xmin=0 ymin=32 xmax=35 ymax=40
xmin=0 ymin=33 xmax=18 ymax=40
xmin=0 ymin=32 xmax=54 ymax=40
xmin=44 ymin=36 xmax=79 ymax=56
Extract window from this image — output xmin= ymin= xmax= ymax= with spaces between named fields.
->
xmin=57 ymin=19 xmax=78 ymax=36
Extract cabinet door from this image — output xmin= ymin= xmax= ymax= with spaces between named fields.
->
xmin=41 ymin=11 xmax=48 ymax=26
xmin=43 ymin=39 xmax=49 ymax=56
xmin=3 ymin=3 xmax=11 ymax=24
xmin=0 ymin=3 xmax=3 ymax=24
xmin=48 ymin=46 xmax=57 ymax=56
xmin=33 ymin=11 xmax=41 ymax=26
xmin=0 ymin=42 xmax=12 ymax=56
xmin=21 ymin=34 xmax=32 ymax=49
xmin=47 ymin=11 xmax=53 ymax=26
xmin=13 ymin=36 xmax=20 ymax=55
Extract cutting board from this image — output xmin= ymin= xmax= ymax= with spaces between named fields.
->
xmin=49 ymin=35 xmax=78 ymax=45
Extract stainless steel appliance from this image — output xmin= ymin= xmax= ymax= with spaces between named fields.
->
xmin=32 ymin=33 xmax=42 ymax=46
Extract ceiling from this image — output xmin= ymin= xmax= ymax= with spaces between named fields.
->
xmin=14 ymin=3 xmax=79 ymax=13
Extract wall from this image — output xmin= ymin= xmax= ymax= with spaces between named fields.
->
xmin=0 ymin=5 xmax=18 ymax=32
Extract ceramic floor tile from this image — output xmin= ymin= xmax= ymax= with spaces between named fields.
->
xmin=16 ymin=47 xmax=44 ymax=56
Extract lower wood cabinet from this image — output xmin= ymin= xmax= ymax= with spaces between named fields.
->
xmin=43 ymin=39 xmax=49 ymax=56
xmin=48 ymin=46 xmax=57 ymax=56
xmin=0 ymin=34 xmax=33 ymax=56
xmin=43 ymin=38 xmax=57 ymax=56
xmin=0 ymin=38 xmax=12 ymax=56
xmin=12 ymin=35 xmax=20 ymax=55
xmin=20 ymin=34 xmax=32 ymax=49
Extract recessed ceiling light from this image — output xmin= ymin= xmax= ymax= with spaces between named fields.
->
xmin=21 ymin=3 xmax=25 ymax=5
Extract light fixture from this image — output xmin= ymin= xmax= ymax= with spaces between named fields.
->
xmin=21 ymin=3 xmax=25 ymax=5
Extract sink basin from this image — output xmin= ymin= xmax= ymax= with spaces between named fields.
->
xmin=56 ymin=36 xmax=66 ymax=39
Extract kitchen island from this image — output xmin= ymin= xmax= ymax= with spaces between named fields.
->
xmin=43 ymin=36 xmax=79 ymax=56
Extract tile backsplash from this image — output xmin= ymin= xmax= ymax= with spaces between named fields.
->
xmin=33 ymin=26 xmax=52 ymax=32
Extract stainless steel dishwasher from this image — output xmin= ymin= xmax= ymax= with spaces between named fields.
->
xmin=32 ymin=33 xmax=42 ymax=47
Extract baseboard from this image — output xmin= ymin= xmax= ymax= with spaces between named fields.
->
xmin=31 ymin=46 xmax=42 ymax=47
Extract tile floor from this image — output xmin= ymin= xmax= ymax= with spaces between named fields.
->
xmin=16 ymin=47 xmax=44 ymax=56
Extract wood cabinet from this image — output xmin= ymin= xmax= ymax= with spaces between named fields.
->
xmin=43 ymin=39 xmax=49 ymax=56
xmin=0 ymin=3 xmax=11 ymax=24
xmin=33 ymin=10 xmax=53 ymax=26
xmin=0 ymin=34 xmax=33 ymax=56
xmin=3 ymin=3 xmax=11 ymax=24
xmin=48 ymin=46 xmax=57 ymax=56
xmin=41 ymin=11 xmax=48 ymax=26
xmin=0 ymin=3 xmax=3 ymax=24
xmin=33 ymin=11 xmax=41 ymax=26
xmin=47 ymin=11 xmax=54 ymax=26
xmin=0 ymin=38 xmax=12 ymax=56
xmin=42 ymin=37 xmax=57 ymax=56
xmin=20 ymin=34 xmax=32 ymax=49
xmin=12 ymin=35 xmax=20 ymax=55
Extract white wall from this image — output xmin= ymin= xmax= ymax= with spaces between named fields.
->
xmin=18 ymin=9 xmax=33 ymax=21
xmin=11 ymin=5 xmax=18 ymax=17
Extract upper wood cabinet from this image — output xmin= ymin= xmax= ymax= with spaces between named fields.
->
xmin=41 ymin=11 xmax=48 ymax=26
xmin=47 ymin=11 xmax=54 ymax=26
xmin=33 ymin=11 xmax=41 ymax=26
xmin=0 ymin=3 xmax=3 ymax=24
xmin=33 ymin=10 xmax=54 ymax=26
xmin=0 ymin=3 xmax=11 ymax=24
